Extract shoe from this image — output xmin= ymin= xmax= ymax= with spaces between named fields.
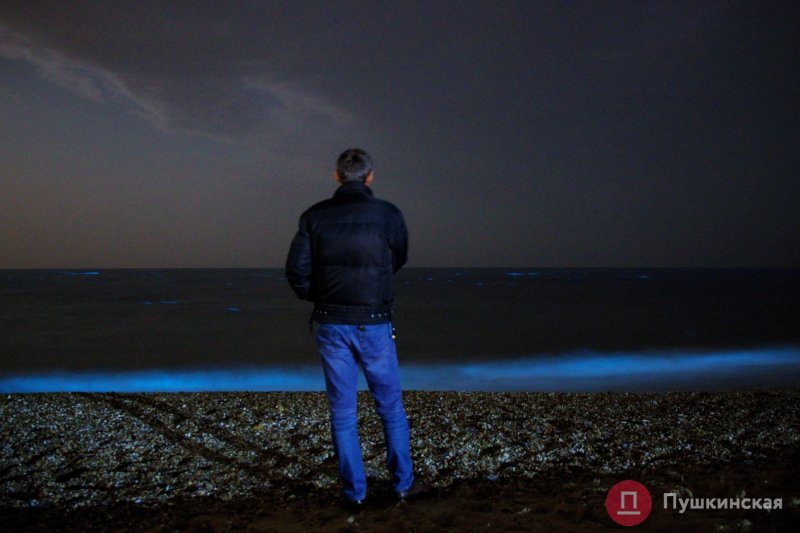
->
xmin=396 ymin=480 xmax=431 ymax=501
xmin=341 ymin=497 xmax=365 ymax=513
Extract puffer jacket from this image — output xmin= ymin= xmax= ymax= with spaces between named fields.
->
xmin=285 ymin=181 xmax=408 ymax=324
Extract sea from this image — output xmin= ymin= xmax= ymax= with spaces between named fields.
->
xmin=1 ymin=268 xmax=799 ymax=393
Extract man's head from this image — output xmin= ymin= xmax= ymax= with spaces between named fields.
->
xmin=336 ymin=148 xmax=373 ymax=184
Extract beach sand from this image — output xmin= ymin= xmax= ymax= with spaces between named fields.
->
xmin=1 ymin=390 xmax=798 ymax=531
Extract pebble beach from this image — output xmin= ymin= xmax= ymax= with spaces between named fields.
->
xmin=2 ymin=390 xmax=799 ymax=531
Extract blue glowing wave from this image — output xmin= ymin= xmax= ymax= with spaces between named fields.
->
xmin=2 ymin=347 xmax=799 ymax=393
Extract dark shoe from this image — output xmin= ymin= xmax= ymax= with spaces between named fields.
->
xmin=396 ymin=480 xmax=431 ymax=501
xmin=341 ymin=497 xmax=366 ymax=513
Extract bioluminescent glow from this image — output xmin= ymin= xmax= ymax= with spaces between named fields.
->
xmin=447 ymin=348 xmax=800 ymax=391
xmin=0 ymin=366 xmax=325 ymax=393
xmin=2 ymin=347 xmax=799 ymax=393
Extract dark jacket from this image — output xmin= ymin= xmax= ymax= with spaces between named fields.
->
xmin=285 ymin=181 xmax=408 ymax=324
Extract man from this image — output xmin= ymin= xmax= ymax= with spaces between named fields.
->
xmin=285 ymin=148 xmax=427 ymax=509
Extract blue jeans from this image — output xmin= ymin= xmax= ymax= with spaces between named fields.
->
xmin=315 ymin=322 xmax=415 ymax=501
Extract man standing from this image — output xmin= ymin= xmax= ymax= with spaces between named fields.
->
xmin=285 ymin=149 xmax=426 ymax=509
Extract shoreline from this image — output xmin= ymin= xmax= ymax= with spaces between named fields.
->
xmin=3 ymin=346 xmax=800 ymax=393
xmin=2 ymin=390 xmax=799 ymax=530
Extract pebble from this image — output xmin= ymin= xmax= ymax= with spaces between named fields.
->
xmin=1 ymin=390 xmax=798 ymax=509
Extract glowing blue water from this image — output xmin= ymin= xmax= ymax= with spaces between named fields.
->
xmin=2 ymin=347 xmax=798 ymax=393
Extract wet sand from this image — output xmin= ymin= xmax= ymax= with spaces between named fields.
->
xmin=2 ymin=390 xmax=799 ymax=531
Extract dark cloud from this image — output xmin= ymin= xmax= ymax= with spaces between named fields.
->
xmin=0 ymin=3 xmax=356 ymax=144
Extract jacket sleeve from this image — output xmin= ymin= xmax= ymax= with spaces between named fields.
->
xmin=285 ymin=211 xmax=313 ymax=300
xmin=390 ymin=208 xmax=409 ymax=274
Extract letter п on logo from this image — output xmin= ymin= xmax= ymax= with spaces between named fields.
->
xmin=606 ymin=479 xmax=652 ymax=526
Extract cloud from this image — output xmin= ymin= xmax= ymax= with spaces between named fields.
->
xmin=0 ymin=22 xmax=182 ymax=132
xmin=0 ymin=20 xmax=355 ymax=144
xmin=245 ymin=77 xmax=356 ymax=139
xmin=0 ymin=23 xmax=122 ymax=104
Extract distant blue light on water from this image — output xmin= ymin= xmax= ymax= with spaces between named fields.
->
xmin=0 ymin=366 xmax=327 ymax=393
xmin=2 ymin=347 xmax=799 ymax=393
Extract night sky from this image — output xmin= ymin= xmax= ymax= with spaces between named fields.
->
xmin=1 ymin=1 xmax=797 ymax=268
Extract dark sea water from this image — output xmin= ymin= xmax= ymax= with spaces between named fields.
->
xmin=1 ymin=268 xmax=799 ymax=392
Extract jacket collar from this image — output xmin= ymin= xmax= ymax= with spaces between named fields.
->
xmin=334 ymin=181 xmax=373 ymax=197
